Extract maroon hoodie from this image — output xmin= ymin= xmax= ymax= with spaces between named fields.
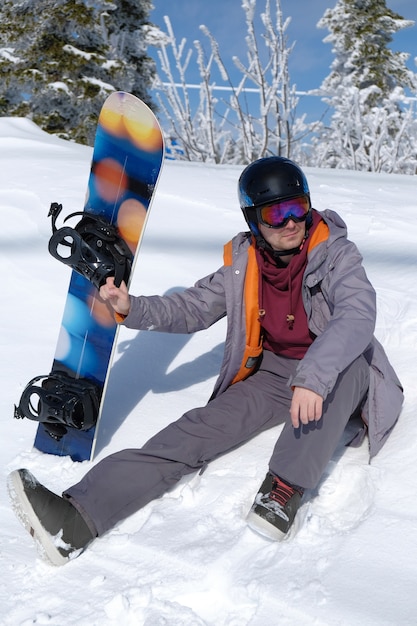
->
xmin=255 ymin=213 xmax=322 ymax=359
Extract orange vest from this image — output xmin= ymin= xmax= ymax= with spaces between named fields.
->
xmin=223 ymin=222 xmax=330 ymax=385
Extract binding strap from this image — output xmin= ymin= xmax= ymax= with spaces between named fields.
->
xmin=14 ymin=371 xmax=101 ymax=441
xmin=48 ymin=202 xmax=133 ymax=289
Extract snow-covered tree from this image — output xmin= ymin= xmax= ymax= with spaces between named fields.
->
xmin=0 ymin=0 xmax=156 ymax=144
xmin=152 ymin=0 xmax=313 ymax=164
xmin=318 ymin=0 xmax=415 ymax=107
xmin=312 ymin=87 xmax=417 ymax=173
xmin=220 ymin=0 xmax=311 ymax=163
xmin=313 ymin=0 xmax=417 ymax=173
xmin=101 ymin=0 xmax=156 ymax=105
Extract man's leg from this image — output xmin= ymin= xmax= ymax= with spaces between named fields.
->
xmin=65 ymin=352 xmax=293 ymax=536
xmin=246 ymin=355 xmax=370 ymax=540
xmin=9 ymin=354 xmax=291 ymax=564
xmin=269 ymin=354 xmax=370 ymax=490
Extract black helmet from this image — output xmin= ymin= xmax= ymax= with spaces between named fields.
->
xmin=238 ymin=156 xmax=311 ymax=232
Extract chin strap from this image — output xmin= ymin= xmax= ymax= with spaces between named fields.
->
xmin=254 ymin=229 xmax=309 ymax=261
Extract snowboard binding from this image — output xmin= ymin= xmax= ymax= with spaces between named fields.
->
xmin=14 ymin=371 xmax=101 ymax=441
xmin=48 ymin=202 xmax=134 ymax=290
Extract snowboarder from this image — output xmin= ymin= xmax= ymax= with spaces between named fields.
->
xmin=8 ymin=156 xmax=403 ymax=565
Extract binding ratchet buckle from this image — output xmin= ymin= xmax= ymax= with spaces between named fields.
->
xmin=14 ymin=371 xmax=101 ymax=441
xmin=48 ymin=202 xmax=133 ymax=289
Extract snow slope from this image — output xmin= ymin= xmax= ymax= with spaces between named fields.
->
xmin=0 ymin=117 xmax=416 ymax=625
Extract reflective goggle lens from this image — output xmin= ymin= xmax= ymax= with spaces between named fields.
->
xmin=258 ymin=196 xmax=310 ymax=228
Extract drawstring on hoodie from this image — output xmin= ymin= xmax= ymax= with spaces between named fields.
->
xmin=286 ymin=272 xmax=295 ymax=330
xmin=285 ymin=237 xmax=308 ymax=331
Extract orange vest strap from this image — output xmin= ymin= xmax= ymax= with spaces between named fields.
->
xmin=230 ymin=242 xmax=262 ymax=385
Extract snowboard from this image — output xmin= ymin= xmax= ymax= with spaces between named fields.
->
xmin=16 ymin=92 xmax=164 ymax=462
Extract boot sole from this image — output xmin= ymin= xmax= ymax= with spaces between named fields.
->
xmin=7 ymin=470 xmax=70 ymax=567
xmin=246 ymin=509 xmax=288 ymax=541
xmin=246 ymin=503 xmax=307 ymax=542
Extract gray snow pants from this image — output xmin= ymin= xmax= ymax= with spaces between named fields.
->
xmin=65 ymin=351 xmax=369 ymax=536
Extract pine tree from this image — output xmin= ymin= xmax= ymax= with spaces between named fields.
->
xmin=103 ymin=0 xmax=155 ymax=103
xmin=318 ymin=0 xmax=415 ymax=107
xmin=313 ymin=0 xmax=417 ymax=173
xmin=0 ymin=0 xmax=156 ymax=144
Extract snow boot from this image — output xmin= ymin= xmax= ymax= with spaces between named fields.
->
xmin=7 ymin=468 xmax=95 ymax=566
xmin=246 ymin=472 xmax=304 ymax=541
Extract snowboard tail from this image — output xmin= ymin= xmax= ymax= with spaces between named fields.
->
xmin=15 ymin=92 xmax=164 ymax=462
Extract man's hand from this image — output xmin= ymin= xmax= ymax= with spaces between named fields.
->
xmin=290 ymin=387 xmax=323 ymax=429
xmin=99 ymin=277 xmax=131 ymax=316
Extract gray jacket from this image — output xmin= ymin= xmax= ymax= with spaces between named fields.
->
xmin=124 ymin=209 xmax=403 ymax=458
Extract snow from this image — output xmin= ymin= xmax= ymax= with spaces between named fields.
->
xmin=0 ymin=116 xmax=416 ymax=625
xmin=48 ymin=82 xmax=71 ymax=94
xmin=0 ymin=47 xmax=21 ymax=63
xmin=63 ymin=44 xmax=96 ymax=60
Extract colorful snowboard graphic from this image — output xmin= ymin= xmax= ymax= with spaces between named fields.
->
xmin=30 ymin=92 xmax=164 ymax=461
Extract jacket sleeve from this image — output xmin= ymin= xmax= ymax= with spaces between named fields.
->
xmin=291 ymin=239 xmax=376 ymax=399
xmin=121 ymin=266 xmax=228 ymax=334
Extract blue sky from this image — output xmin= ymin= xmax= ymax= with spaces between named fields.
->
xmin=149 ymin=0 xmax=417 ymax=122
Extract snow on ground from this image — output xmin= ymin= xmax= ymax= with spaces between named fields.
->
xmin=0 ymin=117 xmax=416 ymax=625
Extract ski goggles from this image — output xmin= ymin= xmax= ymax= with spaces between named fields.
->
xmin=256 ymin=195 xmax=311 ymax=228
